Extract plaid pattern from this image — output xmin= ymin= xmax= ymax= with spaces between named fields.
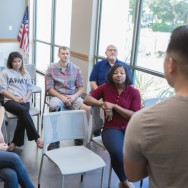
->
xmin=45 ymin=62 xmax=84 ymax=95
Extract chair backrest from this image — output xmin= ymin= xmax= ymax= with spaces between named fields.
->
xmin=144 ymin=97 xmax=168 ymax=108
xmin=24 ymin=64 xmax=36 ymax=84
xmin=44 ymin=79 xmax=52 ymax=106
xmin=23 ymin=58 xmax=28 ymax=64
xmin=43 ymin=110 xmax=88 ymax=153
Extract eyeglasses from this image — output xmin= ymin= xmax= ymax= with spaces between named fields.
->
xmin=106 ymin=49 xmax=118 ymax=52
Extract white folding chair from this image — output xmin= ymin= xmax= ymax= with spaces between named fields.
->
xmin=38 ymin=110 xmax=106 ymax=188
xmin=5 ymin=107 xmax=40 ymax=145
xmin=24 ymin=64 xmax=42 ymax=114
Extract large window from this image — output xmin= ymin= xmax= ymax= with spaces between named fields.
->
xmin=97 ymin=0 xmax=137 ymax=64
xmin=34 ymin=0 xmax=72 ymax=73
xmin=55 ymin=0 xmax=72 ymax=47
xmin=96 ymin=0 xmax=187 ymax=100
xmin=36 ymin=0 xmax=52 ymax=43
xmin=136 ymin=0 xmax=188 ymax=73
xmin=35 ymin=42 xmax=51 ymax=72
xmin=134 ymin=71 xmax=174 ymax=106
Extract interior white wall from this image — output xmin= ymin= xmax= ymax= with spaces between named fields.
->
xmin=0 ymin=0 xmax=30 ymax=63
xmin=70 ymin=0 xmax=98 ymax=93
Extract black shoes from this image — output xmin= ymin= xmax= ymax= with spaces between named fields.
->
xmin=74 ymin=139 xmax=83 ymax=146
xmin=94 ymin=130 xmax=101 ymax=137
xmin=47 ymin=141 xmax=60 ymax=151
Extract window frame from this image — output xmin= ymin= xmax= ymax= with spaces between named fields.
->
xmin=33 ymin=0 xmax=72 ymax=74
xmin=94 ymin=0 xmax=165 ymax=80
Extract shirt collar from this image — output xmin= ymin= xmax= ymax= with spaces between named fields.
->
xmin=105 ymin=58 xmax=119 ymax=65
xmin=57 ymin=61 xmax=71 ymax=70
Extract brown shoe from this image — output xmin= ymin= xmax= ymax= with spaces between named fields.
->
xmin=7 ymin=143 xmax=16 ymax=152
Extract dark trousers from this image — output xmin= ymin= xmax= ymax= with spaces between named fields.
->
xmin=102 ymin=127 xmax=127 ymax=182
xmin=4 ymin=100 xmax=40 ymax=147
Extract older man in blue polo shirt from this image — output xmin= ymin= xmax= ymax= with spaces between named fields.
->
xmin=89 ymin=44 xmax=133 ymax=136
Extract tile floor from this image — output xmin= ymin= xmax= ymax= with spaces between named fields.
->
xmin=0 ymin=73 xmax=149 ymax=188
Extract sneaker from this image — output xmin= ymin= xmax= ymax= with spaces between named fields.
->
xmin=47 ymin=141 xmax=60 ymax=151
xmin=74 ymin=139 xmax=83 ymax=146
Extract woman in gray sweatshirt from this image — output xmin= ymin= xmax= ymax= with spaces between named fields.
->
xmin=0 ymin=52 xmax=43 ymax=151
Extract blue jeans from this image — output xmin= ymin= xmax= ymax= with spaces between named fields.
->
xmin=0 ymin=151 xmax=34 ymax=188
xmin=102 ymin=127 xmax=126 ymax=182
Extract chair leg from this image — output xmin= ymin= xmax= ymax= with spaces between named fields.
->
xmin=140 ymin=179 xmax=143 ymax=188
xmin=8 ymin=118 xmax=10 ymax=145
xmin=108 ymin=163 xmax=112 ymax=188
xmin=34 ymin=93 xmax=36 ymax=107
xmin=100 ymin=167 xmax=105 ymax=188
xmin=81 ymin=173 xmax=84 ymax=182
xmin=41 ymin=103 xmax=46 ymax=129
xmin=61 ymin=175 xmax=64 ymax=188
xmin=40 ymin=92 xmax=42 ymax=115
xmin=37 ymin=114 xmax=39 ymax=132
xmin=38 ymin=155 xmax=44 ymax=188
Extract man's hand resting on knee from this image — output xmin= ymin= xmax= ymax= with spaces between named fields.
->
xmin=65 ymin=95 xmax=77 ymax=105
xmin=60 ymin=95 xmax=77 ymax=106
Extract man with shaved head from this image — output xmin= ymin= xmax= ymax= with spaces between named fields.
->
xmin=89 ymin=45 xmax=133 ymax=136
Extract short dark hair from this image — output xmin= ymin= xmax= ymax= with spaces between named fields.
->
xmin=58 ymin=46 xmax=70 ymax=53
xmin=167 ymin=26 xmax=188 ymax=76
xmin=105 ymin=63 xmax=132 ymax=86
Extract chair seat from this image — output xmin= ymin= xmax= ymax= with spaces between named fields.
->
xmin=92 ymin=136 xmax=106 ymax=150
xmin=32 ymin=85 xmax=42 ymax=93
xmin=5 ymin=106 xmax=39 ymax=119
xmin=45 ymin=146 xmax=106 ymax=175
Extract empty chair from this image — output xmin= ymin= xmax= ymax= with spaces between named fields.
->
xmin=38 ymin=110 xmax=106 ymax=188
xmin=24 ymin=64 xmax=42 ymax=114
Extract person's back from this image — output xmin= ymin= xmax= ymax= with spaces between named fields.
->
xmin=123 ymin=26 xmax=188 ymax=188
xmin=125 ymin=95 xmax=188 ymax=187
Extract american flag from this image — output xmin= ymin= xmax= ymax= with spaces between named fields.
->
xmin=18 ymin=6 xmax=29 ymax=55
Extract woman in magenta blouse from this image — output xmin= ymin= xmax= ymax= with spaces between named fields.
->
xmin=84 ymin=63 xmax=141 ymax=188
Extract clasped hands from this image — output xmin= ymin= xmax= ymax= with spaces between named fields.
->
xmin=101 ymin=102 xmax=115 ymax=121
xmin=61 ymin=95 xmax=77 ymax=106
xmin=13 ymin=96 xmax=27 ymax=104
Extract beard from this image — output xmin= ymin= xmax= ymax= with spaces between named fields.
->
xmin=108 ymin=55 xmax=116 ymax=61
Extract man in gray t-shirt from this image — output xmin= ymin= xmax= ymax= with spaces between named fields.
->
xmin=123 ymin=26 xmax=188 ymax=188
